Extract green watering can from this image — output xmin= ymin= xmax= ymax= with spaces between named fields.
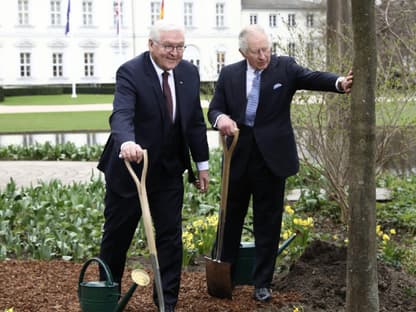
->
xmin=78 ymin=257 xmax=150 ymax=312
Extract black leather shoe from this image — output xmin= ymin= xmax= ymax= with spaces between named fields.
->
xmin=253 ymin=287 xmax=272 ymax=302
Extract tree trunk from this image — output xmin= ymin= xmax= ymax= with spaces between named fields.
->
xmin=346 ymin=0 xmax=379 ymax=311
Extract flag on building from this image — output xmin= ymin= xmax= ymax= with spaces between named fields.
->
xmin=115 ymin=0 xmax=121 ymax=35
xmin=65 ymin=0 xmax=71 ymax=35
xmin=160 ymin=0 xmax=165 ymax=19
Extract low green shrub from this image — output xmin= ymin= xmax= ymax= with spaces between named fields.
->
xmin=4 ymin=84 xmax=115 ymax=97
xmin=0 ymin=86 xmax=4 ymax=102
xmin=0 ymin=142 xmax=103 ymax=161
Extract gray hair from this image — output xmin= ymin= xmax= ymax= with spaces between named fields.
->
xmin=238 ymin=24 xmax=271 ymax=53
xmin=149 ymin=19 xmax=185 ymax=41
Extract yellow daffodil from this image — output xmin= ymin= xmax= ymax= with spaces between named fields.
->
xmin=207 ymin=215 xmax=218 ymax=227
xmin=285 ymin=205 xmax=295 ymax=215
xmin=376 ymin=225 xmax=383 ymax=237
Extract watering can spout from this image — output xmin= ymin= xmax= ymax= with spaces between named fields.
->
xmin=113 ymin=283 xmax=138 ymax=312
xmin=78 ymin=258 xmax=150 ymax=312
xmin=114 ymin=269 xmax=150 ymax=312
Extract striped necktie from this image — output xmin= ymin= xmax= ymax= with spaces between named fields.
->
xmin=245 ymin=70 xmax=260 ymax=127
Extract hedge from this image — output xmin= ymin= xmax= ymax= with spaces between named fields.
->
xmin=3 ymin=84 xmax=115 ymax=96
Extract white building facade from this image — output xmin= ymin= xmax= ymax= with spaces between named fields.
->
xmin=0 ymin=0 xmax=325 ymax=86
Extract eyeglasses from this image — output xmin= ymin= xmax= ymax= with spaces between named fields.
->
xmin=153 ymin=40 xmax=186 ymax=53
xmin=247 ymin=47 xmax=271 ymax=56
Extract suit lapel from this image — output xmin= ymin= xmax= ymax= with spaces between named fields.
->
xmin=143 ymin=53 xmax=170 ymax=126
xmin=255 ymin=56 xmax=282 ymax=121
xmin=231 ymin=61 xmax=248 ymax=119
xmin=261 ymin=56 xmax=279 ymax=91
xmin=173 ymin=67 xmax=184 ymax=122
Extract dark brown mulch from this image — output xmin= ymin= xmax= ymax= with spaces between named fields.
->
xmin=275 ymin=240 xmax=416 ymax=312
xmin=1 ymin=240 xmax=415 ymax=311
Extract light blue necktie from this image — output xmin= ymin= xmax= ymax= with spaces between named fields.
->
xmin=245 ymin=70 xmax=261 ymax=127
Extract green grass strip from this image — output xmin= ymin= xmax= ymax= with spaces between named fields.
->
xmin=0 ymin=111 xmax=111 ymax=133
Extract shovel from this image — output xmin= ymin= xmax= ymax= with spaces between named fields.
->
xmin=205 ymin=129 xmax=239 ymax=299
xmin=124 ymin=150 xmax=165 ymax=312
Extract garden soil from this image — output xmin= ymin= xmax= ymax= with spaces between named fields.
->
xmin=1 ymin=240 xmax=415 ymax=312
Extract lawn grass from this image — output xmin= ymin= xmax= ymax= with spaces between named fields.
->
xmin=0 ymin=109 xmax=209 ymax=133
xmin=2 ymin=94 xmax=412 ymax=133
xmin=2 ymin=94 xmax=114 ymax=105
xmin=0 ymin=111 xmax=111 ymax=133
xmin=0 ymin=94 xmax=210 ymax=133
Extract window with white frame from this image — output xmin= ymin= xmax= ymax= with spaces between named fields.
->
xmin=18 ymin=0 xmax=30 ymax=26
xmin=82 ymin=1 xmax=93 ymax=26
xmin=269 ymin=14 xmax=277 ymax=27
xmin=288 ymin=42 xmax=296 ymax=57
xmin=113 ymin=1 xmax=124 ymax=31
xmin=184 ymin=2 xmax=193 ymax=28
xmin=50 ymin=0 xmax=62 ymax=26
xmin=150 ymin=1 xmax=161 ymax=25
xmin=183 ymin=45 xmax=200 ymax=71
xmin=215 ymin=3 xmax=225 ymax=28
xmin=84 ymin=52 xmax=94 ymax=77
xmin=20 ymin=52 xmax=31 ymax=77
xmin=288 ymin=14 xmax=296 ymax=27
xmin=189 ymin=59 xmax=200 ymax=70
xmin=52 ymin=53 xmax=63 ymax=77
xmin=307 ymin=14 xmax=314 ymax=27
xmin=216 ymin=51 xmax=225 ymax=74
xmin=249 ymin=14 xmax=257 ymax=25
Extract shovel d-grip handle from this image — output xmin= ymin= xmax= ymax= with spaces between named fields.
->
xmin=78 ymin=257 xmax=116 ymax=287
xmin=123 ymin=151 xmax=156 ymax=253
xmin=215 ymin=129 xmax=239 ymax=260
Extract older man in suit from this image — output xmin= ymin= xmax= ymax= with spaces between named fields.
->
xmin=98 ymin=20 xmax=209 ymax=312
xmin=208 ymin=24 xmax=353 ymax=302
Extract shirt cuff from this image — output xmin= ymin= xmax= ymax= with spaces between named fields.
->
xmin=196 ymin=161 xmax=209 ymax=171
xmin=213 ymin=114 xmax=227 ymax=128
xmin=335 ymin=77 xmax=345 ymax=92
xmin=119 ymin=141 xmax=136 ymax=158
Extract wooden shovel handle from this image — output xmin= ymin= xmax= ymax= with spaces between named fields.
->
xmin=216 ymin=129 xmax=239 ymax=259
xmin=124 ymin=150 xmax=166 ymax=311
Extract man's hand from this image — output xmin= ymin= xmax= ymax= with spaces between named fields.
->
xmin=217 ymin=115 xmax=238 ymax=136
xmin=194 ymin=170 xmax=209 ymax=193
xmin=119 ymin=142 xmax=143 ymax=163
xmin=340 ymin=69 xmax=353 ymax=93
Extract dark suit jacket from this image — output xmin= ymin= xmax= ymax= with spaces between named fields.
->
xmin=98 ymin=51 xmax=209 ymax=197
xmin=208 ymin=55 xmax=341 ymax=178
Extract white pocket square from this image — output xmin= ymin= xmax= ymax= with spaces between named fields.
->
xmin=273 ymin=83 xmax=282 ymax=90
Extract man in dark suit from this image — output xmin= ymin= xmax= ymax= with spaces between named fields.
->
xmin=98 ymin=20 xmax=209 ymax=312
xmin=208 ymin=24 xmax=353 ymax=302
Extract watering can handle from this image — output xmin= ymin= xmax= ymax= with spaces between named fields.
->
xmin=78 ymin=257 xmax=116 ymax=287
